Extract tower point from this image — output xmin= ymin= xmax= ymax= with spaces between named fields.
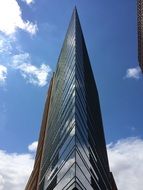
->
xmin=25 ymin=8 xmax=117 ymax=190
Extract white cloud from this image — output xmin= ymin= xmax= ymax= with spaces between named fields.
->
xmin=0 ymin=150 xmax=34 ymax=190
xmin=0 ymin=36 xmax=12 ymax=54
xmin=0 ymin=175 xmax=5 ymax=190
xmin=11 ymin=53 xmax=51 ymax=87
xmin=107 ymin=137 xmax=143 ymax=190
xmin=28 ymin=141 xmax=38 ymax=152
xmin=0 ymin=65 xmax=7 ymax=84
xmin=24 ymin=21 xmax=38 ymax=35
xmin=1 ymin=137 xmax=143 ymax=189
xmin=22 ymin=0 xmax=35 ymax=5
xmin=125 ymin=66 xmax=141 ymax=79
xmin=12 ymin=53 xmax=30 ymax=65
xmin=0 ymin=0 xmax=38 ymax=35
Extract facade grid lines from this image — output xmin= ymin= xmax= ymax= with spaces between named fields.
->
xmin=25 ymin=7 xmax=117 ymax=190
xmin=137 ymin=0 xmax=143 ymax=71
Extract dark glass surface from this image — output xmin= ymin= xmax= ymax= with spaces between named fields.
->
xmin=37 ymin=8 xmax=117 ymax=190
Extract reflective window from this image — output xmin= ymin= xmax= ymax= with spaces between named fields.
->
xmin=59 ymin=129 xmax=75 ymax=158
xmin=54 ymin=164 xmax=75 ymax=190
xmin=57 ymin=151 xmax=75 ymax=182
xmin=76 ymin=164 xmax=93 ymax=190
xmin=76 ymin=151 xmax=90 ymax=182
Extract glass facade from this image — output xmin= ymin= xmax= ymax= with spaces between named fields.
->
xmin=37 ymin=8 xmax=117 ymax=190
xmin=138 ymin=0 xmax=143 ymax=71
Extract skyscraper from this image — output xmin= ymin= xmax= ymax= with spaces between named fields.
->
xmin=25 ymin=8 xmax=117 ymax=190
xmin=137 ymin=0 xmax=143 ymax=71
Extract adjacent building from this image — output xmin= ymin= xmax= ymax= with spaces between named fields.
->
xmin=137 ymin=0 xmax=143 ymax=71
xmin=25 ymin=8 xmax=117 ymax=190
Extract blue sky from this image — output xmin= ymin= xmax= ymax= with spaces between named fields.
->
xmin=0 ymin=0 xmax=143 ymax=189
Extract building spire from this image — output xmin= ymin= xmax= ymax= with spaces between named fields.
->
xmin=73 ymin=5 xmax=77 ymax=14
xmin=73 ymin=5 xmax=79 ymax=23
xmin=25 ymin=6 xmax=117 ymax=190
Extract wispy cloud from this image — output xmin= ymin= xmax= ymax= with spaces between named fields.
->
xmin=0 ymin=0 xmax=38 ymax=36
xmin=125 ymin=66 xmax=141 ymax=80
xmin=0 ymin=65 xmax=7 ymax=85
xmin=22 ymin=0 xmax=35 ymax=5
xmin=0 ymin=37 xmax=12 ymax=54
xmin=11 ymin=53 xmax=51 ymax=87
xmin=107 ymin=137 xmax=143 ymax=190
xmin=28 ymin=141 xmax=38 ymax=152
xmin=0 ymin=37 xmax=51 ymax=87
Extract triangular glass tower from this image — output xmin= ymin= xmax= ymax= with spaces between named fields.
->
xmin=25 ymin=7 xmax=117 ymax=190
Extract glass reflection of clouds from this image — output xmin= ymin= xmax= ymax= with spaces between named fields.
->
xmin=39 ymin=8 xmax=117 ymax=190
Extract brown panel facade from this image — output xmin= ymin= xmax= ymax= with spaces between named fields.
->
xmin=25 ymin=76 xmax=54 ymax=190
